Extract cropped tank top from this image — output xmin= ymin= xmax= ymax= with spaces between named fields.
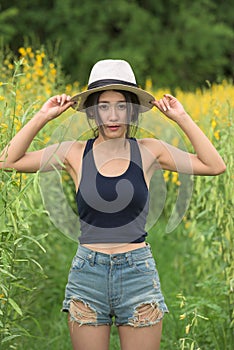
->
xmin=76 ymin=138 xmax=149 ymax=244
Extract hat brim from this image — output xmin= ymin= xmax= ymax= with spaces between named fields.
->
xmin=70 ymin=84 xmax=155 ymax=113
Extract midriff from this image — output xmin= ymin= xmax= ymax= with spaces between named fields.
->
xmin=82 ymin=242 xmax=146 ymax=255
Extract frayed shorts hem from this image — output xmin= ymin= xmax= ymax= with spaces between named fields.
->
xmin=63 ymin=309 xmax=167 ymax=328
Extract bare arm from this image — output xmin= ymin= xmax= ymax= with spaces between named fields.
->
xmin=148 ymin=94 xmax=226 ymax=175
xmin=0 ymin=94 xmax=75 ymax=173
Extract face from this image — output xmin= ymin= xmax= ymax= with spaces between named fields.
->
xmin=96 ymin=90 xmax=128 ymax=139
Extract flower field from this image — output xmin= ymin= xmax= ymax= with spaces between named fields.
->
xmin=0 ymin=48 xmax=233 ymax=349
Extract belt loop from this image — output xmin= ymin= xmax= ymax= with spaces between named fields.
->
xmin=126 ymin=252 xmax=133 ymax=267
xmin=146 ymin=242 xmax=152 ymax=252
xmin=87 ymin=251 xmax=96 ymax=266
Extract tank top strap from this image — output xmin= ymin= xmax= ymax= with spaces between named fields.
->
xmin=83 ymin=138 xmax=95 ymax=158
xmin=129 ymin=137 xmax=143 ymax=170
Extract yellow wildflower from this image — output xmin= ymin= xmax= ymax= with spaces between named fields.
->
xmin=0 ymin=293 xmax=6 ymax=303
xmin=172 ymin=172 xmax=178 ymax=184
xmin=50 ymin=68 xmax=57 ymax=76
xmin=213 ymin=108 xmax=220 ymax=117
xmin=0 ymin=123 xmax=8 ymax=129
xmin=214 ymin=130 xmax=220 ymax=140
xmin=145 ymin=78 xmax=152 ymax=91
xmin=163 ymin=170 xmax=170 ymax=182
xmin=179 ymin=313 xmax=186 ymax=320
xmin=63 ymin=173 xmax=70 ymax=181
xmin=73 ymin=81 xmax=80 ymax=89
xmin=26 ymin=83 xmax=32 ymax=90
xmin=172 ymin=137 xmax=179 ymax=147
xmin=66 ymin=84 xmax=72 ymax=93
xmin=36 ymin=69 xmax=44 ymax=77
xmin=14 ymin=119 xmax=22 ymax=132
xmin=211 ymin=119 xmax=217 ymax=129
xmin=18 ymin=47 xmax=27 ymax=56
xmin=45 ymin=87 xmax=52 ymax=96
xmin=43 ymin=136 xmax=50 ymax=144
xmin=26 ymin=47 xmax=32 ymax=54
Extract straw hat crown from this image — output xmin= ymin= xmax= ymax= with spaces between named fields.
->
xmin=88 ymin=60 xmax=137 ymax=86
xmin=71 ymin=59 xmax=154 ymax=112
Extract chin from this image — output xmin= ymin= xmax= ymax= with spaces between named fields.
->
xmin=102 ymin=127 xmax=127 ymax=139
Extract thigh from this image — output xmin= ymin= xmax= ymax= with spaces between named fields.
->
xmin=68 ymin=315 xmax=111 ymax=350
xmin=118 ymin=321 xmax=163 ymax=350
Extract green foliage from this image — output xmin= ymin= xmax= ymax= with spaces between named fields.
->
xmin=179 ymin=115 xmax=234 ymax=349
xmin=0 ymin=46 xmax=233 ymax=349
xmin=0 ymin=0 xmax=234 ymax=90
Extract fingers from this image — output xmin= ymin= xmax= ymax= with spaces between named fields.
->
xmin=56 ymin=94 xmax=72 ymax=107
xmin=152 ymin=94 xmax=176 ymax=112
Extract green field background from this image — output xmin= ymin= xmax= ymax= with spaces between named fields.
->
xmin=0 ymin=48 xmax=233 ymax=350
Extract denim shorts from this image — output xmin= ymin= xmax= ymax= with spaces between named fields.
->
xmin=62 ymin=244 xmax=169 ymax=327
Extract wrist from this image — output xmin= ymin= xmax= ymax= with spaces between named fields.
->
xmin=34 ymin=110 xmax=51 ymax=124
xmin=175 ymin=112 xmax=192 ymax=127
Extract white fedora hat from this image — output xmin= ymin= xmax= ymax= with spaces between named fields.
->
xmin=71 ymin=59 xmax=155 ymax=112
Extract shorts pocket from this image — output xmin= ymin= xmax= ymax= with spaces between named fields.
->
xmin=70 ymin=255 xmax=86 ymax=271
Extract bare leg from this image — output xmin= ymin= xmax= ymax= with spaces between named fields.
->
xmin=68 ymin=316 xmax=111 ymax=350
xmin=118 ymin=321 xmax=163 ymax=350
xmin=68 ymin=300 xmax=111 ymax=350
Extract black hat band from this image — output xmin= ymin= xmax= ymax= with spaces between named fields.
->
xmin=88 ymin=79 xmax=138 ymax=90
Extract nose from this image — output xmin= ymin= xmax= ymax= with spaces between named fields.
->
xmin=108 ymin=105 xmax=119 ymax=121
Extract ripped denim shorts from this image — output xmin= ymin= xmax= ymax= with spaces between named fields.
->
xmin=62 ymin=243 xmax=169 ymax=327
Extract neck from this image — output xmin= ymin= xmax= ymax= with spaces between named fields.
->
xmin=94 ymin=136 xmax=128 ymax=153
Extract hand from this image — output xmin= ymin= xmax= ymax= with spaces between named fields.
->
xmin=151 ymin=94 xmax=187 ymax=123
xmin=39 ymin=94 xmax=75 ymax=121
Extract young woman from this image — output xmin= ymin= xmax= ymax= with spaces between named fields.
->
xmin=0 ymin=60 xmax=226 ymax=350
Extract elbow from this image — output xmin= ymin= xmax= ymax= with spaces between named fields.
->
xmin=0 ymin=159 xmax=15 ymax=171
xmin=212 ymin=162 xmax=227 ymax=175
xmin=217 ymin=164 xmax=227 ymax=175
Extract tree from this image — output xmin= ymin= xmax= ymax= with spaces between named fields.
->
xmin=0 ymin=0 xmax=233 ymax=90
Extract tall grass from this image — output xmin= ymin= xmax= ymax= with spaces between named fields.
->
xmin=0 ymin=47 xmax=233 ymax=349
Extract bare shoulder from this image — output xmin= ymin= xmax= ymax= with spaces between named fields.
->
xmin=137 ymin=138 xmax=163 ymax=158
xmin=64 ymin=140 xmax=87 ymax=162
xmin=66 ymin=140 xmax=87 ymax=152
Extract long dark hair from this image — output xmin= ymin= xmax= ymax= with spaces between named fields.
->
xmin=83 ymin=90 xmax=140 ymax=138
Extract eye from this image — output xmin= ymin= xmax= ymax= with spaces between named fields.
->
xmin=98 ymin=103 xmax=109 ymax=111
xmin=117 ymin=102 xmax=127 ymax=110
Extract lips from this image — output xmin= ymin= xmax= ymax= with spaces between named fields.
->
xmin=107 ymin=125 xmax=120 ymax=131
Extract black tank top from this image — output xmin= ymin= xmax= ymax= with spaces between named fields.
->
xmin=76 ymin=138 xmax=149 ymax=244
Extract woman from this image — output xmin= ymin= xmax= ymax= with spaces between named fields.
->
xmin=0 ymin=60 xmax=226 ymax=350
